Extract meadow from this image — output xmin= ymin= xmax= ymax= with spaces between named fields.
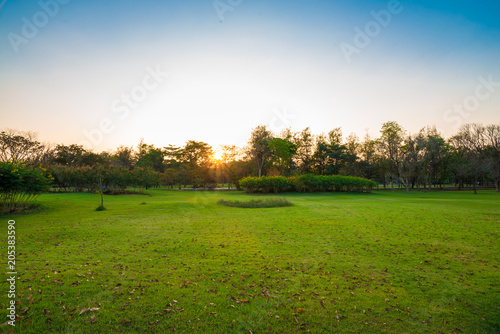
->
xmin=1 ymin=189 xmax=499 ymax=333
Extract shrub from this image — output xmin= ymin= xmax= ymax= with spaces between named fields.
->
xmin=239 ymin=177 xmax=259 ymax=193
xmin=217 ymin=198 xmax=293 ymax=208
xmin=239 ymin=176 xmax=292 ymax=193
xmin=239 ymin=175 xmax=376 ymax=193
xmin=0 ymin=162 xmax=52 ymax=214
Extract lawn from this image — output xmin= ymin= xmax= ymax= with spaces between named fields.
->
xmin=1 ymin=189 xmax=499 ymax=333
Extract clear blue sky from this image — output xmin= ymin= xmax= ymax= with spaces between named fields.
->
xmin=1 ymin=0 xmax=499 ymax=151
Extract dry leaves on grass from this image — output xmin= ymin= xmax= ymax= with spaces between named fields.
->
xmin=79 ymin=307 xmax=100 ymax=315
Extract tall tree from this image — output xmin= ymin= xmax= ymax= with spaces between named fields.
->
xmin=295 ymin=127 xmax=315 ymax=174
xmin=450 ymin=124 xmax=488 ymax=194
xmin=136 ymin=140 xmax=167 ymax=173
xmin=417 ymin=127 xmax=450 ymax=190
xmin=342 ymin=133 xmax=362 ymax=176
xmin=360 ymin=132 xmax=379 ymax=181
xmin=398 ymin=134 xmax=420 ymax=193
xmin=0 ymin=129 xmax=48 ymax=163
xmin=313 ymin=132 xmax=352 ymax=175
xmin=113 ymin=146 xmax=135 ymax=169
xmin=328 ymin=127 xmax=343 ymax=145
xmin=483 ymin=124 xmax=500 ymax=192
xmin=378 ymin=121 xmax=405 ymax=190
xmin=218 ymin=145 xmax=241 ymax=189
xmin=247 ymin=125 xmax=273 ymax=177
xmin=52 ymin=144 xmax=87 ymax=166
xmin=179 ymin=141 xmax=214 ymax=188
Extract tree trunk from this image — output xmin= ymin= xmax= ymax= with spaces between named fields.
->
xmin=473 ymin=175 xmax=478 ymax=195
xmin=99 ymin=176 xmax=104 ymax=207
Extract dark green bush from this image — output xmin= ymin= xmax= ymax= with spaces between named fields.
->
xmin=239 ymin=175 xmax=376 ymax=193
xmin=0 ymin=162 xmax=52 ymax=214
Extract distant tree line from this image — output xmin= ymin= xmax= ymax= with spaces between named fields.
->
xmin=0 ymin=121 xmax=499 ymax=195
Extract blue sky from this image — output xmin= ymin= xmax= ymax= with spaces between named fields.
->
xmin=1 ymin=0 xmax=499 ymax=151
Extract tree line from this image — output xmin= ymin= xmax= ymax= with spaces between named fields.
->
xmin=0 ymin=121 xmax=499 ymax=194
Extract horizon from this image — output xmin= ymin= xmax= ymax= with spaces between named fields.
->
xmin=1 ymin=0 xmax=499 ymax=151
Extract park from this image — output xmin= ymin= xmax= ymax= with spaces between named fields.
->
xmin=2 ymin=1 xmax=500 ymax=332
xmin=1 ymin=121 xmax=499 ymax=332
xmin=2 ymin=188 xmax=499 ymax=333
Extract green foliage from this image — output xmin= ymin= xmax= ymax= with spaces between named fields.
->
xmin=239 ymin=176 xmax=292 ymax=193
xmin=239 ymin=175 xmax=376 ymax=193
xmin=95 ymin=205 xmax=106 ymax=211
xmin=267 ymin=138 xmax=297 ymax=176
xmin=178 ymin=141 xmax=214 ymax=187
xmin=217 ymin=198 xmax=293 ymax=208
xmin=0 ymin=161 xmax=52 ymax=214
xmin=136 ymin=140 xmax=167 ymax=172
xmin=47 ymin=165 xmax=160 ymax=193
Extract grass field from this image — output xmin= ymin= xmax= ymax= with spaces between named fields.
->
xmin=1 ymin=189 xmax=499 ymax=333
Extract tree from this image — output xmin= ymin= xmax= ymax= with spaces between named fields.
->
xmin=52 ymin=144 xmax=87 ymax=166
xmin=247 ymin=125 xmax=273 ymax=177
xmin=217 ymin=145 xmax=241 ymax=189
xmin=450 ymin=124 xmax=488 ymax=194
xmin=484 ymin=124 xmax=500 ymax=192
xmin=295 ymin=127 xmax=315 ymax=174
xmin=328 ymin=127 xmax=343 ymax=146
xmin=0 ymin=129 xmax=50 ymax=164
xmin=342 ymin=133 xmax=362 ymax=176
xmin=179 ymin=141 xmax=214 ymax=188
xmin=378 ymin=121 xmax=405 ymax=190
xmin=136 ymin=140 xmax=167 ymax=173
xmin=398 ymin=134 xmax=420 ymax=193
xmin=417 ymin=127 xmax=450 ymax=190
xmin=113 ymin=146 xmax=135 ymax=169
xmin=313 ymin=132 xmax=352 ymax=176
xmin=359 ymin=132 xmax=379 ymax=181
xmin=268 ymin=138 xmax=297 ymax=176
xmin=160 ymin=169 xmax=178 ymax=188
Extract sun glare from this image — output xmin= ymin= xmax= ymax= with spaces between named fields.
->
xmin=213 ymin=150 xmax=223 ymax=161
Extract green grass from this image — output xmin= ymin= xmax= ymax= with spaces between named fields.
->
xmin=1 ymin=190 xmax=499 ymax=333
xmin=217 ymin=198 xmax=293 ymax=208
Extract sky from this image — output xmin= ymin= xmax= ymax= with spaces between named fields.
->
xmin=0 ymin=0 xmax=499 ymax=152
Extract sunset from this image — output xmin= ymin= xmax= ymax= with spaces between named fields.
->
xmin=1 ymin=1 xmax=499 ymax=333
